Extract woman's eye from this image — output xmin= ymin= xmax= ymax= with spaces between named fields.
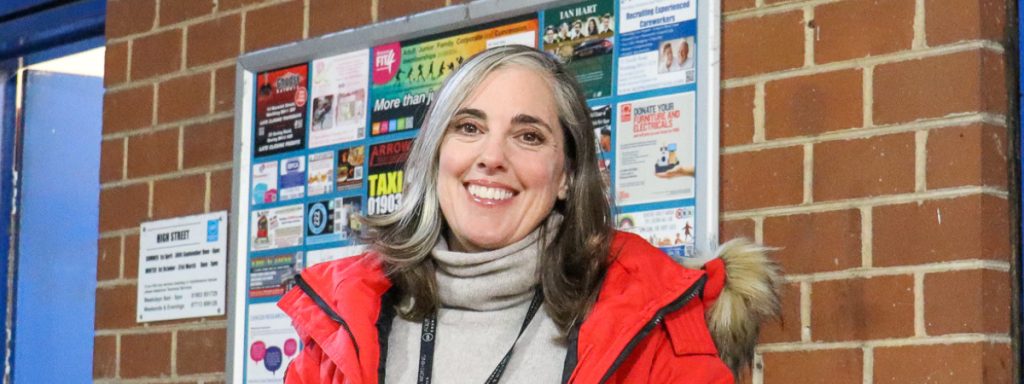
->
xmin=454 ymin=123 xmax=480 ymax=135
xmin=519 ymin=131 xmax=545 ymax=145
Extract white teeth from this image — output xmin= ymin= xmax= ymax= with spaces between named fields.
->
xmin=468 ymin=184 xmax=514 ymax=201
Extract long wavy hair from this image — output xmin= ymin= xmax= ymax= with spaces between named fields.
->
xmin=361 ymin=45 xmax=612 ymax=332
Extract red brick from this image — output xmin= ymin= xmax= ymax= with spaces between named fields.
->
xmin=722 ymin=12 xmax=805 ymax=79
xmin=106 ymin=0 xmax=156 ymax=39
xmin=99 ymin=183 xmax=149 ymax=232
xmin=219 ymin=0 xmax=263 ymax=11
xmin=721 ymin=146 xmax=803 ymax=211
xmin=874 ymin=343 xmax=1011 ymax=383
xmin=874 ymin=50 xmax=1007 ymax=125
xmin=159 ymin=0 xmax=214 ymax=26
xmin=719 ymin=219 xmax=754 ymax=243
xmin=127 ymin=129 xmax=179 ymax=178
xmin=874 ymin=195 xmax=1010 ymax=266
xmin=310 ymin=0 xmax=373 ymax=37
xmin=723 ymin=0 xmax=755 ymax=12
xmin=94 ymin=284 xmax=137 ymax=329
xmin=97 ymin=236 xmax=121 ymax=281
xmin=814 ymin=0 xmax=915 ymax=63
xmin=925 ymin=269 xmax=1010 ymax=335
xmin=158 ymin=72 xmax=211 ymax=124
xmin=93 ymin=335 xmax=116 ymax=378
xmin=927 ymin=124 xmax=1008 ymax=189
xmin=763 ymin=349 xmax=862 ymax=384
xmin=926 ymin=0 xmax=1007 ymax=45
xmin=153 ymin=174 xmax=206 ymax=219
xmin=379 ymin=0 xmax=446 ymax=21
xmin=759 ymin=282 xmax=801 ymax=343
xmin=100 ymin=137 xmax=124 ymax=183
xmin=184 ymin=118 xmax=233 ymax=168
xmin=764 ymin=209 xmax=861 ymax=274
xmin=765 ymin=69 xmax=863 ymax=139
xmin=177 ymin=328 xmax=227 ymax=374
xmin=720 ymin=85 xmax=754 ymax=146
xmin=244 ymin=2 xmax=305 ymax=52
xmin=187 ymin=14 xmax=241 ymax=67
xmin=121 ymin=332 xmax=172 ymax=378
xmin=210 ymin=169 xmax=233 ymax=213
xmin=124 ymin=234 xmax=140 ymax=279
xmin=104 ymin=41 xmax=128 ymax=87
xmin=103 ymin=85 xmax=153 ymax=134
xmin=812 ymin=275 xmax=914 ymax=341
xmin=813 ymin=133 xmax=915 ymax=201
xmin=132 ymin=29 xmax=183 ymax=80
xmin=214 ymin=66 xmax=236 ymax=113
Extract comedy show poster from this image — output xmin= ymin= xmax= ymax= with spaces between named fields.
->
xmin=246 ymin=302 xmax=300 ymax=382
xmin=309 ymin=50 xmax=369 ymax=148
xmin=248 ymin=251 xmax=303 ymax=299
xmin=542 ymin=0 xmax=614 ymax=99
xmin=617 ymin=0 xmax=696 ymax=95
xmin=616 ymin=206 xmax=695 ymax=260
xmin=366 ymin=139 xmax=413 ymax=217
xmin=369 ymin=16 xmax=538 ymax=137
xmin=615 ymin=92 xmax=695 ymax=206
xmin=255 ymin=64 xmax=309 ymax=157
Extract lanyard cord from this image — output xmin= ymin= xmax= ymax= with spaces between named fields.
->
xmin=416 ymin=287 xmax=544 ymax=384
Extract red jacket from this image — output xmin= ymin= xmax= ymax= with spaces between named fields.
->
xmin=278 ymin=231 xmax=735 ymax=383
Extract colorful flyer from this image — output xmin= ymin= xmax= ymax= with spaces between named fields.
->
xmin=617 ymin=0 xmax=696 ymax=95
xmin=252 ymin=160 xmax=279 ymax=205
xmin=615 ymin=92 xmax=695 ymax=206
xmin=309 ymin=50 xmax=370 ymax=147
xmin=370 ymin=16 xmax=538 ymax=136
xmin=307 ymin=151 xmax=334 ymax=196
xmin=278 ymin=156 xmax=306 ymax=201
xmin=616 ymin=206 xmax=695 ymax=260
xmin=366 ymin=139 xmax=413 ymax=217
xmin=248 ymin=251 xmax=303 ymax=299
xmin=306 ymin=196 xmax=362 ymax=245
xmin=591 ymin=104 xmax=613 ymax=195
xmin=246 ymin=303 xmax=301 ymax=382
xmin=542 ymin=0 xmax=615 ymax=99
xmin=255 ymin=64 xmax=309 ymax=157
xmin=336 ymin=145 xmax=365 ymax=192
xmin=250 ymin=204 xmax=304 ymax=251
xmin=306 ymin=245 xmax=368 ymax=267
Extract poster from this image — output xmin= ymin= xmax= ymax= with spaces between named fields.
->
xmin=617 ymin=0 xmax=696 ymax=95
xmin=278 ymin=156 xmax=306 ymax=201
xmin=336 ymin=145 xmax=365 ymax=191
xmin=370 ymin=16 xmax=538 ymax=136
xmin=252 ymin=161 xmax=278 ymax=205
xmin=591 ymin=105 xmax=613 ymax=195
xmin=615 ymin=92 xmax=695 ymax=206
xmin=306 ymin=151 xmax=334 ymax=196
xmin=307 ymin=245 xmax=368 ymax=267
xmin=250 ymin=205 xmax=304 ymax=251
xmin=136 ymin=212 xmax=227 ymax=322
xmin=248 ymin=251 xmax=303 ymax=299
xmin=306 ymin=196 xmax=362 ymax=245
xmin=366 ymin=139 xmax=413 ymax=217
xmin=255 ymin=64 xmax=309 ymax=157
xmin=543 ymin=0 xmax=615 ymax=99
xmin=309 ymin=50 xmax=370 ymax=147
xmin=246 ymin=303 xmax=301 ymax=382
xmin=616 ymin=206 xmax=694 ymax=260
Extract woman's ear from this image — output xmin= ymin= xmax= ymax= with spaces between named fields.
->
xmin=557 ymin=173 xmax=569 ymax=200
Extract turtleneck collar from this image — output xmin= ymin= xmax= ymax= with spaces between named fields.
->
xmin=432 ymin=213 xmax=561 ymax=311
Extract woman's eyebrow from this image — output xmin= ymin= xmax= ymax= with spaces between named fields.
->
xmin=454 ymin=108 xmax=486 ymax=119
xmin=511 ymin=113 xmax=553 ymax=133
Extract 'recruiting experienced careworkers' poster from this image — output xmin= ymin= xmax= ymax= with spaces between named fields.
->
xmin=235 ymin=0 xmax=711 ymax=381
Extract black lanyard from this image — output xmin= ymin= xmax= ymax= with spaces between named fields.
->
xmin=416 ymin=288 xmax=544 ymax=384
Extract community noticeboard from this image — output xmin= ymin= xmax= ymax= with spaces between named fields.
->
xmin=229 ymin=0 xmax=718 ymax=382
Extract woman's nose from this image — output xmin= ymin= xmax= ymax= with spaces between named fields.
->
xmin=474 ymin=134 xmax=508 ymax=172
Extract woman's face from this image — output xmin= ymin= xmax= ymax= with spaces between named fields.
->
xmin=437 ymin=67 xmax=567 ymax=252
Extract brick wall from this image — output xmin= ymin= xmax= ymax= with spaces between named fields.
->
xmin=95 ymin=0 xmax=1016 ymax=383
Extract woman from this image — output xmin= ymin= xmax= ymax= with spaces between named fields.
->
xmin=279 ymin=45 xmax=780 ymax=383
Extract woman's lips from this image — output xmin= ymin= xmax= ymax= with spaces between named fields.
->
xmin=464 ymin=181 xmax=518 ymax=205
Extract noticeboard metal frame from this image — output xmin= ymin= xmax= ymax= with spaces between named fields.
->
xmin=225 ymin=0 xmax=721 ymax=382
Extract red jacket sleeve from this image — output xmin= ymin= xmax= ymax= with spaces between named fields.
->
xmin=284 ymin=338 xmax=346 ymax=384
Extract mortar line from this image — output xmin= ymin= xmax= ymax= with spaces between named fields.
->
xmin=800 ymin=281 xmax=812 ymax=342
xmin=803 ymin=6 xmax=815 ymax=67
xmin=860 ymin=206 xmax=872 ymax=268
xmin=914 ymin=272 xmax=926 ymax=336
xmin=754 ymin=216 xmax=765 ymax=244
xmin=170 ymin=330 xmax=178 ymax=376
xmin=862 ymin=66 xmax=874 ymax=128
xmin=177 ymin=126 xmax=185 ymax=171
xmin=721 ymin=186 xmax=1009 ymax=219
xmin=753 ymin=82 xmax=766 ymax=142
xmin=101 ymin=163 xmax=233 ymax=190
xmin=803 ymin=143 xmax=813 ymax=204
xmin=118 ymin=235 xmax=126 ymax=279
xmin=204 ymin=172 xmax=212 ymax=213
xmin=778 ymin=260 xmax=1011 ymax=283
xmin=863 ymin=346 xmax=873 ymax=384
xmin=915 ymin=130 xmax=928 ymax=192
xmin=912 ymin=0 xmax=927 ymax=49
xmin=755 ymin=334 xmax=1013 ymax=352
xmin=303 ymin=0 xmax=311 ymax=39
xmin=120 ymin=136 xmax=129 ymax=181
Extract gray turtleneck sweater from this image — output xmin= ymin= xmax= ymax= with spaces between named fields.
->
xmin=385 ymin=224 xmax=567 ymax=383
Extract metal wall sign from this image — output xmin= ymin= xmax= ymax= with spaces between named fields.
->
xmin=227 ymin=0 xmax=720 ymax=382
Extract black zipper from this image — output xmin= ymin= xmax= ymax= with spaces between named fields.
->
xmin=294 ymin=274 xmax=361 ymax=360
xmin=596 ymin=274 xmax=707 ymax=384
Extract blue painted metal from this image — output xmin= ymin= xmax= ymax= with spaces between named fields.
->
xmin=11 ymin=70 xmax=102 ymax=384
xmin=0 ymin=0 xmax=104 ymax=61
xmin=0 ymin=59 xmax=16 ymax=375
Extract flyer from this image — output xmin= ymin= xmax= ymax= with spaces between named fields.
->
xmin=306 ymin=196 xmax=362 ymax=245
xmin=306 ymin=151 xmax=334 ymax=196
xmin=366 ymin=139 xmax=413 ymax=217
xmin=246 ymin=303 xmax=300 ymax=382
xmin=370 ymin=16 xmax=538 ymax=136
xmin=616 ymin=206 xmax=694 ymax=260
xmin=278 ymin=156 xmax=306 ymax=201
xmin=615 ymin=92 xmax=695 ymax=206
xmin=250 ymin=205 xmax=304 ymax=251
xmin=309 ymin=50 xmax=370 ymax=147
xmin=306 ymin=244 xmax=368 ymax=267
xmin=617 ymin=0 xmax=696 ymax=95
xmin=136 ymin=212 xmax=227 ymax=322
xmin=255 ymin=64 xmax=309 ymax=157
xmin=248 ymin=251 xmax=303 ymax=299
xmin=336 ymin=145 xmax=365 ymax=192
xmin=591 ymin=104 xmax=613 ymax=195
xmin=251 ymin=160 xmax=279 ymax=205
xmin=542 ymin=0 xmax=615 ymax=99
